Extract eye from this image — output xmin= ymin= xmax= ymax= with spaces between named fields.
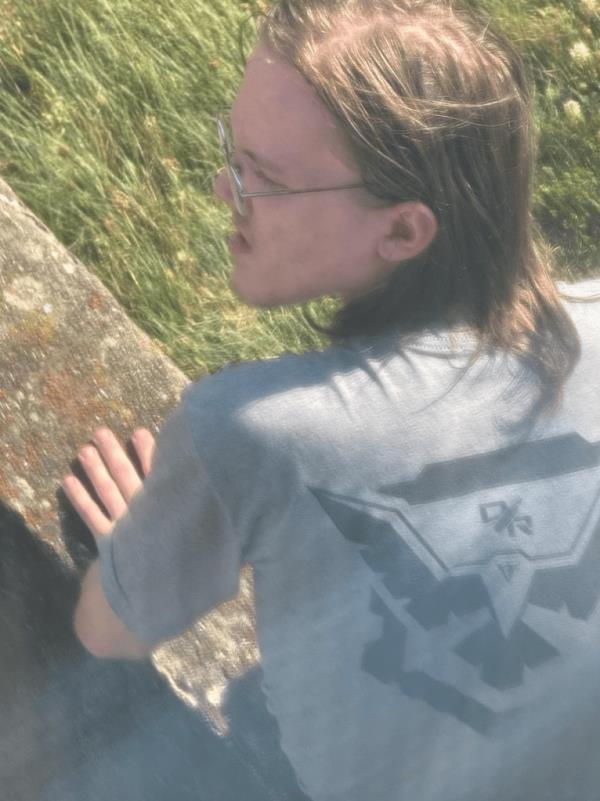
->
xmin=239 ymin=161 xmax=279 ymax=187
xmin=233 ymin=156 xmax=281 ymax=189
xmin=233 ymin=160 xmax=257 ymax=177
xmin=255 ymin=169 xmax=275 ymax=185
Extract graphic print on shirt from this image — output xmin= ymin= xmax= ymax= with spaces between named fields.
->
xmin=309 ymin=433 xmax=600 ymax=736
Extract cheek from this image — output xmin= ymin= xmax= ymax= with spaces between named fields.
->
xmin=310 ymin=211 xmax=370 ymax=278
xmin=247 ymin=201 xmax=376 ymax=299
xmin=253 ymin=207 xmax=313 ymax=267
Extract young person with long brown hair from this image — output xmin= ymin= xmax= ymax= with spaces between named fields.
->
xmin=64 ymin=2 xmax=600 ymax=799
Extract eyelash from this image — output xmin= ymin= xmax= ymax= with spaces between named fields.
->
xmin=234 ymin=161 xmax=277 ymax=187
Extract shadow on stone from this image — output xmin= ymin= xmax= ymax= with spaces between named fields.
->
xmin=0 ymin=500 xmax=301 ymax=801
xmin=222 ymin=666 xmax=312 ymax=801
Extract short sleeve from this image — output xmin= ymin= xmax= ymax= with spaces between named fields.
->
xmin=96 ymin=394 xmax=241 ymax=645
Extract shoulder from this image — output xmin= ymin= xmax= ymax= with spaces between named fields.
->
xmin=176 ymin=345 xmax=359 ymax=464
xmin=181 ymin=344 xmax=358 ymax=432
xmin=173 ymin=346 xmax=361 ymax=517
xmin=184 ymin=349 xmax=327 ymax=407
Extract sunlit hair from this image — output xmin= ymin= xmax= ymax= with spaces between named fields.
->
xmin=241 ymin=0 xmax=580 ymax=417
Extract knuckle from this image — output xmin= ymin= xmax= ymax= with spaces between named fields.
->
xmin=96 ymin=478 xmax=112 ymax=495
xmin=115 ymin=453 xmax=133 ymax=472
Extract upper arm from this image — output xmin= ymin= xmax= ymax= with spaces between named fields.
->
xmin=74 ymin=560 xmax=155 ymax=660
xmin=88 ymin=395 xmax=242 ymax=647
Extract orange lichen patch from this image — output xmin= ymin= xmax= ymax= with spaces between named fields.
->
xmin=107 ymin=398 xmax=134 ymax=424
xmin=0 ymin=411 xmax=14 ymax=434
xmin=87 ymin=290 xmax=106 ymax=311
xmin=0 ymin=472 xmax=17 ymax=504
xmin=10 ymin=310 xmax=57 ymax=349
xmin=21 ymin=504 xmax=56 ymax=534
xmin=41 ymin=370 xmax=114 ymax=433
xmin=17 ymin=438 xmax=45 ymax=475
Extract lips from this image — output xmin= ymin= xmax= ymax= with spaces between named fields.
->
xmin=228 ymin=231 xmax=252 ymax=254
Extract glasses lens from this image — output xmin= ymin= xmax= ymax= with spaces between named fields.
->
xmin=217 ymin=115 xmax=246 ymax=217
xmin=227 ymin=165 xmax=245 ymax=217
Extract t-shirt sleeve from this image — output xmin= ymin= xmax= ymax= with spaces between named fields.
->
xmin=96 ymin=391 xmax=241 ymax=645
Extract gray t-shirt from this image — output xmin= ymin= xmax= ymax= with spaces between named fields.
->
xmin=98 ymin=278 xmax=600 ymax=801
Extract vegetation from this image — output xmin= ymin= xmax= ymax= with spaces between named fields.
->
xmin=0 ymin=0 xmax=598 ymax=378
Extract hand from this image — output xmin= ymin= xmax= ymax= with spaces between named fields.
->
xmin=62 ymin=427 xmax=156 ymax=538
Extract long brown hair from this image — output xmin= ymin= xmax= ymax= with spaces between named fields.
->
xmin=243 ymin=0 xmax=580 ymax=415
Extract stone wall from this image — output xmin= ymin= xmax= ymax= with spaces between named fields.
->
xmin=0 ymin=179 xmax=306 ymax=800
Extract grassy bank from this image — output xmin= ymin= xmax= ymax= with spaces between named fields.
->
xmin=0 ymin=0 xmax=598 ymax=378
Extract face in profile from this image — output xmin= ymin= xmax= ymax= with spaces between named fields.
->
xmin=213 ymin=43 xmax=436 ymax=308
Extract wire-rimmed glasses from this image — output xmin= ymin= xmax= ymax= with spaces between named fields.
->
xmin=216 ymin=111 xmax=368 ymax=217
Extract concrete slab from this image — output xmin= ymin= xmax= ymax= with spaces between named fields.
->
xmin=0 ymin=178 xmax=307 ymax=800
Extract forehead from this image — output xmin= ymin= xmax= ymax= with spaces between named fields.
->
xmin=231 ymin=44 xmax=355 ymax=179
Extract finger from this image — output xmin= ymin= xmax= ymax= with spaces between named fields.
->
xmin=91 ymin=428 xmax=144 ymax=503
xmin=131 ymin=428 xmax=156 ymax=477
xmin=62 ymin=474 xmax=114 ymax=538
xmin=78 ymin=445 xmax=129 ymax=521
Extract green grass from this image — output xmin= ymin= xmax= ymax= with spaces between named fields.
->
xmin=1 ymin=0 xmax=599 ymax=379
xmin=477 ymin=0 xmax=600 ymax=278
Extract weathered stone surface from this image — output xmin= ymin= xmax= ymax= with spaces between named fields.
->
xmin=0 ymin=179 xmax=305 ymax=799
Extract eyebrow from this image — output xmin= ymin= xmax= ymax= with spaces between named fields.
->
xmin=229 ymin=107 xmax=287 ymax=179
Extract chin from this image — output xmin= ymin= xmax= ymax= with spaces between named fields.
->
xmin=231 ymin=271 xmax=324 ymax=308
xmin=231 ymin=279 xmax=283 ymax=308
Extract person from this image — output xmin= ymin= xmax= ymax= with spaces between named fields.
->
xmin=62 ymin=1 xmax=600 ymax=799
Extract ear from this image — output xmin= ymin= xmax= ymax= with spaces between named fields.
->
xmin=377 ymin=202 xmax=438 ymax=263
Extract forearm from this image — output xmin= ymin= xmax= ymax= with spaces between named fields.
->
xmin=74 ymin=560 xmax=155 ymax=660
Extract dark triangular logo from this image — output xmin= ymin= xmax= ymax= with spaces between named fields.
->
xmin=498 ymin=562 xmax=519 ymax=583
